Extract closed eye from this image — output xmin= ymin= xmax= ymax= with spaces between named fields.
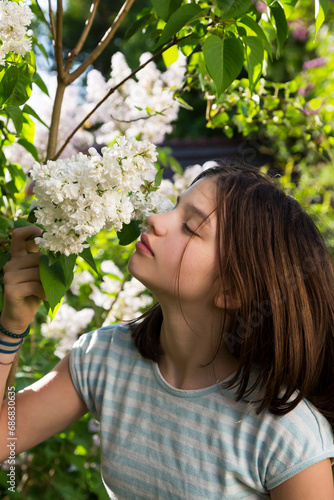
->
xmin=183 ymin=222 xmax=197 ymax=236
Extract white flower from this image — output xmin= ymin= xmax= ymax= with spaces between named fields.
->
xmin=84 ymin=51 xmax=187 ymax=145
xmin=41 ymin=304 xmax=94 ymax=358
xmin=0 ymin=0 xmax=33 ymax=65
xmin=70 ymin=269 xmax=95 ymax=295
xmin=102 ymin=277 xmax=153 ymax=323
xmin=130 ymin=189 xmax=174 ymax=230
xmin=100 ymin=260 xmax=123 ymax=278
xmin=31 ymin=136 xmax=171 ymax=255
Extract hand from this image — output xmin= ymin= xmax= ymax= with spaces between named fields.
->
xmin=1 ymin=226 xmax=46 ymax=334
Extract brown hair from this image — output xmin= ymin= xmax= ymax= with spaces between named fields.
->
xmin=130 ymin=162 xmax=334 ymax=430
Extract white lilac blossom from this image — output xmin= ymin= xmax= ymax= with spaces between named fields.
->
xmin=0 ymin=0 xmax=33 ymax=65
xmin=130 ymin=190 xmax=174 ymax=231
xmin=102 ymin=277 xmax=154 ymax=324
xmin=6 ymin=51 xmax=186 ymax=172
xmin=85 ymin=51 xmax=187 ymax=145
xmin=89 ymin=275 xmax=123 ymax=310
xmin=70 ymin=269 xmax=95 ymax=295
xmin=30 ymin=136 xmax=172 ymax=255
xmin=41 ymin=304 xmax=94 ymax=358
xmin=100 ymin=260 xmax=123 ymax=278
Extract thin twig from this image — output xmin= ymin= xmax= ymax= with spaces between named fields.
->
xmin=67 ymin=0 xmax=136 ymax=84
xmin=54 ymin=34 xmax=192 ymax=160
xmin=48 ymin=0 xmax=56 ymax=41
xmin=65 ymin=0 xmax=100 ymax=72
xmin=109 ymin=107 xmax=169 ymax=124
xmin=55 ymin=0 xmax=64 ymax=78
xmin=35 ymin=0 xmax=52 ymax=31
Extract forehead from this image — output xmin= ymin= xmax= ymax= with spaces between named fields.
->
xmin=184 ymin=177 xmax=217 ymax=207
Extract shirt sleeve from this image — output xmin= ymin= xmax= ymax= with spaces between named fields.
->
xmin=263 ymin=399 xmax=334 ymax=490
xmin=69 ymin=325 xmax=116 ymax=421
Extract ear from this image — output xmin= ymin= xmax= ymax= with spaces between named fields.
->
xmin=214 ymin=285 xmax=241 ymax=310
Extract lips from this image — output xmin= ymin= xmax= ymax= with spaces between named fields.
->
xmin=140 ymin=233 xmax=154 ymax=255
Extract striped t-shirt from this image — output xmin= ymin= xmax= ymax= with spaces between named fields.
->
xmin=69 ymin=324 xmax=334 ymax=499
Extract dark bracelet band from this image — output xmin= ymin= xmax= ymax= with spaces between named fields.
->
xmin=0 ymin=319 xmax=30 ymax=339
xmin=0 ymin=345 xmax=22 ymax=354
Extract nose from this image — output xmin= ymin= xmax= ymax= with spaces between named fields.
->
xmin=147 ymin=212 xmax=168 ymax=236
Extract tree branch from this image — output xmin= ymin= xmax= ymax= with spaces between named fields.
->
xmin=48 ymin=0 xmax=56 ymax=41
xmin=54 ymin=35 xmax=192 ymax=160
xmin=109 ymin=107 xmax=169 ymax=124
xmin=35 ymin=0 xmax=52 ymax=32
xmin=55 ymin=0 xmax=64 ymax=78
xmin=65 ymin=0 xmax=100 ymax=73
xmin=66 ymin=0 xmax=136 ymax=85
xmin=47 ymin=81 xmax=67 ymax=160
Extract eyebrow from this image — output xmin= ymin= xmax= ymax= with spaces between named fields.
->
xmin=176 ymin=195 xmax=212 ymax=227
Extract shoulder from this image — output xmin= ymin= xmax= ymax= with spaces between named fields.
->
xmin=72 ymin=322 xmax=134 ymax=355
xmin=69 ymin=322 xmax=138 ymax=376
xmin=68 ymin=322 xmax=137 ymax=419
xmin=250 ymin=397 xmax=334 ymax=490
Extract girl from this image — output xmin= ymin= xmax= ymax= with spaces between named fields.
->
xmin=0 ymin=163 xmax=333 ymax=499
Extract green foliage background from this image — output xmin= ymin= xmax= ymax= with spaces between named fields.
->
xmin=0 ymin=0 xmax=333 ymax=497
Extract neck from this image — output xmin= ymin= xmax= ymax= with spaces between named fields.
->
xmin=157 ymin=301 xmax=239 ymax=390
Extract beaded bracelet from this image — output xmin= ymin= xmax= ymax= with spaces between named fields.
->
xmin=0 ymin=354 xmax=17 ymax=366
xmin=0 ymin=318 xmax=30 ymax=339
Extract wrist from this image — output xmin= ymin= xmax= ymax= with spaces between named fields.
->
xmin=0 ymin=314 xmax=30 ymax=338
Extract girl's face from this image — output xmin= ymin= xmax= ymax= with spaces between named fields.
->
xmin=128 ymin=177 xmax=222 ymax=308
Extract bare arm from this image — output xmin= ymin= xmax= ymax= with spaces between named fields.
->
xmin=0 ymin=352 xmax=88 ymax=462
xmin=0 ymin=226 xmax=88 ymax=462
xmin=270 ymin=459 xmax=334 ymax=500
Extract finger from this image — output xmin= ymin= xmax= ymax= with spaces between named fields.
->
xmin=4 ymin=282 xmax=47 ymax=302
xmin=4 ymin=268 xmax=41 ymax=287
xmin=10 ymin=226 xmax=43 ymax=258
xmin=4 ymin=252 xmax=43 ymax=272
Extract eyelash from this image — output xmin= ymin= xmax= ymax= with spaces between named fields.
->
xmin=183 ymin=222 xmax=197 ymax=236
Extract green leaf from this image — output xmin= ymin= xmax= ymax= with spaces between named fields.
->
xmin=0 ymin=251 xmax=10 ymax=269
xmin=117 ymin=220 xmax=141 ymax=246
xmin=239 ymin=15 xmax=272 ymax=59
xmin=46 ymin=297 xmax=64 ymax=321
xmin=27 ymin=207 xmax=37 ymax=223
xmin=21 ymin=114 xmax=35 ymax=143
xmin=315 ymin=0 xmax=328 ymax=37
xmin=151 ymin=0 xmax=183 ymax=21
xmin=33 ymin=72 xmax=49 ymax=96
xmin=218 ymin=0 xmax=252 ymax=20
xmin=0 ymin=67 xmax=18 ymax=107
xmin=23 ymin=104 xmax=49 ymax=128
xmin=5 ymin=106 xmax=23 ymax=134
xmin=6 ymin=71 xmax=32 ymax=106
xmin=244 ymin=36 xmax=264 ymax=91
xmin=79 ymin=246 xmax=99 ymax=275
xmin=270 ymin=1 xmax=288 ymax=58
xmin=58 ymin=254 xmax=77 ymax=288
xmin=280 ymin=0 xmax=299 ymax=18
xmin=13 ymin=219 xmax=33 ymax=229
xmin=23 ymin=50 xmax=37 ymax=77
xmin=162 ymin=45 xmax=179 ymax=67
xmin=39 ymin=254 xmax=68 ymax=311
xmin=124 ymin=13 xmax=154 ymax=44
xmin=151 ymin=0 xmax=170 ymax=20
xmin=155 ymin=169 xmax=163 ymax=186
xmin=156 ymin=4 xmax=203 ymax=48
xmin=17 ymin=138 xmax=39 ymax=162
xmin=203 ymin=35 xmax=244 ymax=97
xmin=175 ymin=96 xmax=193 ymax=110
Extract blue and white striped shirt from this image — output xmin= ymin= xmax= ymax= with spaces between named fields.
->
xmin=69 ymin=324 xmax=334 ymax=499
